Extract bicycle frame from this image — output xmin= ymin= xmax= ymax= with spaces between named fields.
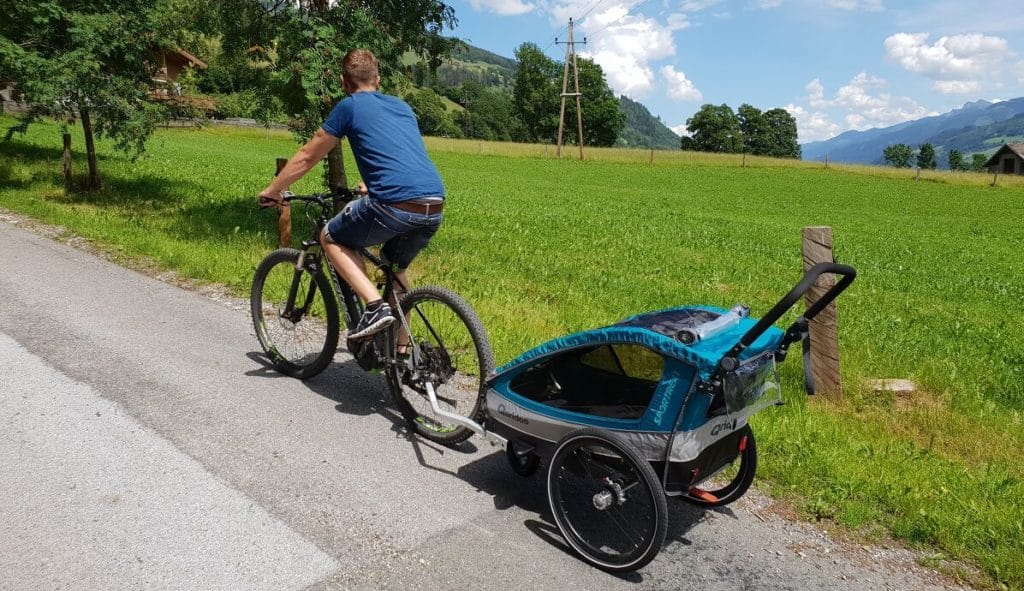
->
xmin=278 ymin=192 xmax=475 ymax=399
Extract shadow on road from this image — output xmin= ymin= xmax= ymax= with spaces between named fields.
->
xmin=245 ymin=348 xmax=724 ymax=581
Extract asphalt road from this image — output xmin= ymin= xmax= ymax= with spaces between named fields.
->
xmin=0 ymin=216 xmax=972 ymax=591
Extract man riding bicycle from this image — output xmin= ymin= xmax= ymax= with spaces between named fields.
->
xmin=257 ymin=48 xmax=445 ymax=342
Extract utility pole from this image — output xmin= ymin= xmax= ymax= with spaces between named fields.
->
xmin=556 ymin=18 xmax=585 ymax=160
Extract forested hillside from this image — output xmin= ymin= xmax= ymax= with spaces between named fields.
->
xmin=409 ymin=42 xmax=679 ymax=149
xmin=617 ymin=95 xmax=681 ymax=149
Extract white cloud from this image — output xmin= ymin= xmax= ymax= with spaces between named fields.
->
xmin=671 ymin=123 xmax=689 ymax=136
xmin=662 ymin=65 xmax=703 ymax=101
xmin=680 ymin=0 xmax=723 ymax=10
xmin=785 ymin=104 xmax=841 ymax=143
xmin=666 ymin=13 xmax=693 ymax=30
xmin=825 ymin=0 xmax=883 ymax=10
xmin=884 ymin=32 xmax=1014 ymax=94
xmin=559 ymin=1 xmax=678 ymax=97
xmin=467 ymin=0 xmax=535 ymax=16
xmin=792 ymin=73 xmax=936 ymax=141
xmin=933 ymin=80 xmax=981 ymax=94
xmin=755 ymin=0 xmax=884 ymax=10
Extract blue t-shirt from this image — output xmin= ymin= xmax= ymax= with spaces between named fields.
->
xmin=322 ymin=92 xmax=445 ymax=203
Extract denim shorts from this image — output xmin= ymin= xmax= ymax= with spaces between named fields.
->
xmin=325 ymin=197 xmax=443 ymax=270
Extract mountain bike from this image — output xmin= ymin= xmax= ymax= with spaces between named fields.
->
xmin=250 ymin=190 xmax=494 ymax=445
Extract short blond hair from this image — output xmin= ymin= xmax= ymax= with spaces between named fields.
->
xmin=342 ymin=49 xmax=379 ymax=86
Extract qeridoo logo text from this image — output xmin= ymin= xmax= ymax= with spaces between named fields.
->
xmin=497 ymin=403 xmax=529 ymax=425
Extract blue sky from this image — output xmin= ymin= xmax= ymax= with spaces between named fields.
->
xmin=444 ymin=0 xmax=1024 ymax=143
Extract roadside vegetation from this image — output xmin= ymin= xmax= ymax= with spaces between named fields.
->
xmin=1 ymin=117 xmax=1022 ymax=590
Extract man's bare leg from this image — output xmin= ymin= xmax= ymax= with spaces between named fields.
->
xmin=392 ymin=270 xmax=411 ymax=354
xmin=320 ymin=228 xmax=380 ymax=303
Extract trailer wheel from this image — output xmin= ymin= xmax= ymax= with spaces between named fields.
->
xmin=547 ymin=428 xmax=667 ymax=573
xmin=684 ymin=425 xmax=758 ymax=508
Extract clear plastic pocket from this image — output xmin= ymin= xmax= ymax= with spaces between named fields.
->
xmin=723 ymin=351 xmax=781 ymax=414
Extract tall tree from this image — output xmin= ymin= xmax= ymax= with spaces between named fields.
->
xmin=736 ymin=104 xmax=800 ymax=159
xmin=405 ymin=87 xmax=460 ymax=138
xmin=917 ymin=143 xmax=937 ymax=169
xmin=686 ymin=104 xmax=743 ymax=153
xmin=970 ymin=153 xmax=989 ymax=172
xmin=0 ymin=0 xmax=185 ymax=189
xmin=512 ymin=43 xmax=560 ymax=143
xmin=561 ymin=57 xmax=625 ymax=147
xmin=761 ymin=108 xmax=801 ymax=159
xmin=948 ymin=149 xmax=965 ymax=171
xmin=208 ymin=0 xmax=457 ymax=191
xmin=883 ymin=143 xmax=914 ymax=168
xmin=738 ymin=104 xmax=767 ymax=154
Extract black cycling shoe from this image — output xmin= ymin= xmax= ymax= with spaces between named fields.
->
xmin=348 ymin=304 xmax=396 ymax=340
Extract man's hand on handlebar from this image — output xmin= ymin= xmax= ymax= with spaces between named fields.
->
xmin=257 ymin=189 xmax=291 ymax=209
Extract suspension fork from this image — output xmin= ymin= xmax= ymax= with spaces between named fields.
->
xmin=282 ymin=241 xmax=320 ymax=320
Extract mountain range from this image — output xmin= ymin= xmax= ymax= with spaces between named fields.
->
xmin=802 ymin=98 xmax=1024 ymax=167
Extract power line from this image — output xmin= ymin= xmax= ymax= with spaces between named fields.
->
xmin=542 ymin=0 xmax=605 ymax=53
xmin=579 ymin=0 xmax=656 ymax=40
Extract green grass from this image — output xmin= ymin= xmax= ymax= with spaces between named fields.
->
xmin=2 ymin=117 xmax=1023 ymax=589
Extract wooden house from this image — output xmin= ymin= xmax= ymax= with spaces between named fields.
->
xmin=152 ymin=49 xmax=207 ymax=96
xmin=985 ymin=143 xmax=1024 ymax=175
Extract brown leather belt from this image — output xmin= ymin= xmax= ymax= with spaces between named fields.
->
xmin=386 ymin=200 xmax=444 ymax=214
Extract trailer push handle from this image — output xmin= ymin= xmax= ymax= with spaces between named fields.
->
xmin=714 ymin=262 xmax=856 ymax=375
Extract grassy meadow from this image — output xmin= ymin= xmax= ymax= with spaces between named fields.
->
xmin=1 ymin=116 xmax=1022 ymax=589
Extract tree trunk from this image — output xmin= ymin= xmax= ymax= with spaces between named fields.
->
xmin=80 ymin=108 xmax=101 ymax=190
xmin=62 ymin=132 xmax=73 ymax=193
xmin=326 ymin=143 xmax=348 ymax=213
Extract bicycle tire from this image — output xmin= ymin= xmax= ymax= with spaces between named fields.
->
xmin=683 ymin=425 xmax=757 ymax=508
xmin=547 ymin=428 xmax=668 ymax=573
xmin=251 ymin=248 xmax=340 ymax=379
xmin=385 ymin=285 xmax=493 ymax=446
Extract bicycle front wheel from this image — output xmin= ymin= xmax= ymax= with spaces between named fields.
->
xmin=251 ymin=248 xmax=340 ymax=379
xmin=386 ymin=285 xmax=493 ymax=446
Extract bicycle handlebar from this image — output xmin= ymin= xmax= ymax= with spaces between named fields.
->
xmin=257 ymin=188 xmax=365 ymax=210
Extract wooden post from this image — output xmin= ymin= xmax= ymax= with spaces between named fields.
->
xmin=62 ymin=132 xmax=73 ymax=193
xmin=802 ymin=226 xmax=842 ymax=397
xmin=915 ymin=167 xmax=921 ymax=181
xmin=275 ymin=158 xmax=292 ymax=248
xmin=650 ymin=148 xmax=654 ymax=165
xmin=992 ymin=171 xmax=999 ymax=187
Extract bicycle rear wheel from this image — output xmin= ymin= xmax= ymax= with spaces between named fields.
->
xmin=251 ymin=248 xmax=340 ymax=379
xmin=385 ymin=285 xmax=493 ymax=446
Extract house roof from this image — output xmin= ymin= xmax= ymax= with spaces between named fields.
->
xmin=170 ymin=48 xmax=207 ymax=69
xmin=985 ymin=143 xmax=1024 ymax=166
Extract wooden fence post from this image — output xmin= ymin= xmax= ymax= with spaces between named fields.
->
xmin=275 ymin=158 xmax=292 ymax=248
xmin=802 ymin=226 xmax=842 ymax=397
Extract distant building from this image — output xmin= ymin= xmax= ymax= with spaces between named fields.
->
xmin=3 ymin=49 xmax=207 ymax=112
xmin=985 ymin=143 xmax=1024 ymax=175
xmin=152 ymin=49 xmax=207 ymax=96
